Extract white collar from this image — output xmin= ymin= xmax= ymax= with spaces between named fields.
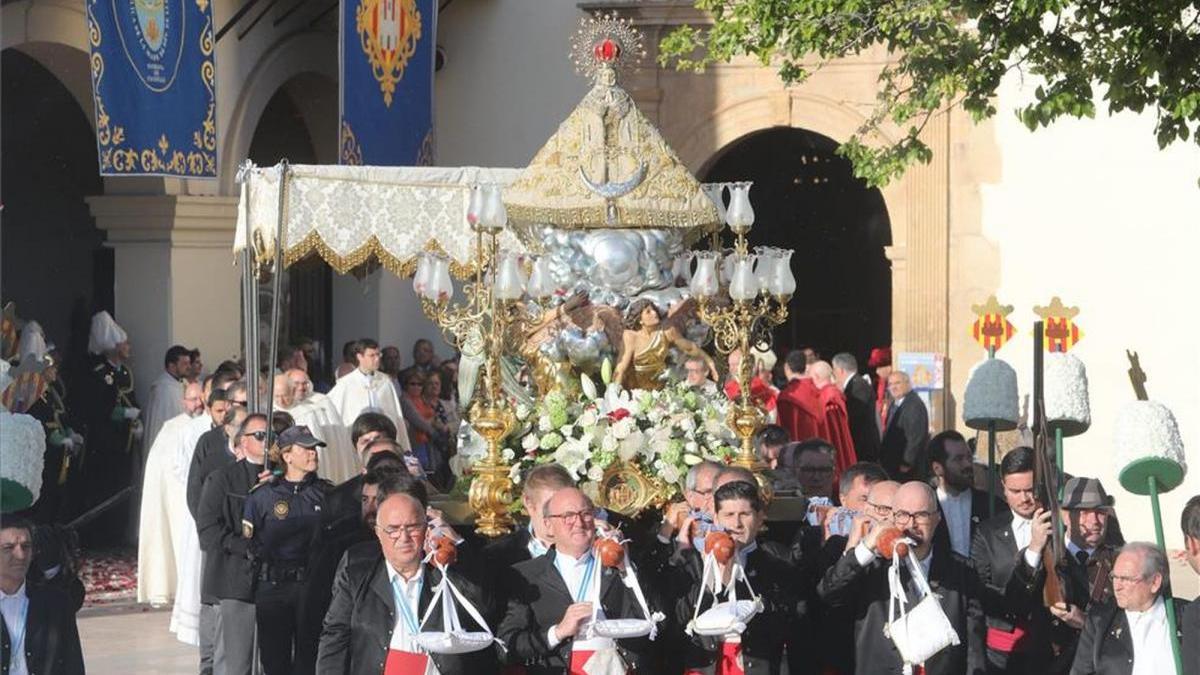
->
xmin=937 ymin=486 xmax=971 ymax=503
xmin=0 ymin=583 xmax=26 ymax=600
xmin=385 ymin=561 xmax=425 ymax=588
xmin=1012 ymin=512 xmax=1032 ymax=529
xmin=555 ymin=547 xmax=594 ymax=567
xmin=1126 ymin=596 xmax=1166 ymax=624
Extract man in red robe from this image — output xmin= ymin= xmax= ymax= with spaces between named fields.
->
xmin=723 ymin=348 xmax=778 ymax=418
xmin=775 ymin=350 xmax=826 ymax=443
xmin=810 ymin=360 xmax=858 ymax=476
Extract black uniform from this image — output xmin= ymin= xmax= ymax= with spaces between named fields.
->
xmin=27 ymin=379 xmax=81 ymax=522
xmin=242 ymin=472 xmax=329 ymax=675
xmin=73 ymin=356 xmax=139 ymax=542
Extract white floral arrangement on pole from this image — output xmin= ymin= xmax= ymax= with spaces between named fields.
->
xmin=0 ymin=410 xmax=46 ymax=513
xmin=452 ymin=372 xmax=738 ymax=509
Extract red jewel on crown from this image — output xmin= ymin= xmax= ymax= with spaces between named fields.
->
xmin=593 ymin=38 xmax=620 ymax=63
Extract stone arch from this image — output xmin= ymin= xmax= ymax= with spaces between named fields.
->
xmin=220 ymin=32 xmax=338 ymax=193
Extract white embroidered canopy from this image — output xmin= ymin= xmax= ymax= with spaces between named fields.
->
xmin=233 ymin=164 xmax=526 ymax=277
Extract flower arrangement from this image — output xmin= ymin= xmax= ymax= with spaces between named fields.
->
xmin=452 ymin=374 xmax=738 ymax=508
xmin=0 ymin=410 xmax=45 ymax=512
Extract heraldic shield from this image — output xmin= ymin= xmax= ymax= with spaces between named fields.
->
xmin=356 ymin=0 xmax=422 ymax=106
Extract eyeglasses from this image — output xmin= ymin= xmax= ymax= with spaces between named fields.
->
xmin=245 ymin=430 xmax=268 ymax=441
xmin=376 ymin=523 xmax=426 ymax=539
xmin=798 ymin=466 xmax=834 ymax=475
xmin=545 ymin=510 xmax=596 ymax=526
xmin=892 ymin=510 xmax=936 ymax=526
xmin=868 ymin=502 xmax=893 ymax=515
xmin=230 ymin=399 xmax=248 ymax=407
xmin=691 ymin=488 xmax=713 ymax=497
xmin=1111 ymin=574 xmax=1148 ymax=586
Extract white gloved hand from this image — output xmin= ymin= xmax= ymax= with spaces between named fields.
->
xmin=71 ymin=432 xmax=85 ymax=445
xmin=61 ymin=437 xmax=75 ymax=450
xmin=124 ymin=407 xmax=141 ymax=420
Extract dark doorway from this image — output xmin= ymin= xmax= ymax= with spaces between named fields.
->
xmin=702 ymin=126 xmax=892 ymax=367
xmin=1 ymin=48 xmax=110 ymax=376
xmin=246 ymin=80 xmax=335 ymax=376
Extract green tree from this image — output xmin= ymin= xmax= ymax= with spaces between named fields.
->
xmin=659 ymin=1 xmax=1200 ymax=187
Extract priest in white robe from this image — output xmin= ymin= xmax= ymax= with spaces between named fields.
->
xmin=282 ymin=369 xmax=366 ymax=482
xmin=326 ymin=338 xmax=411 ymax=451
xmin=142 ymin=345 xmax=193 ymax=455
xmin=136 ymin=379 xmax=204 ymax=606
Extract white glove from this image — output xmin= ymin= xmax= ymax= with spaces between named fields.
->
xmin=131 ymin=420 xmax=144 ymax=440
xmin=70 ymin=432 xmax=85 ymax=445
xmin=124 ymin=407 xmax=141 ymax=420
xmin=62 ymin=437 xmax=75 ymax=450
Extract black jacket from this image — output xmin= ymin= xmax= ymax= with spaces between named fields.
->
xmin=302 ymin=474 xmax=372 ymax=660
xmin=186 ymin=425 xmax=230 ymax=519
xmin=1069 ymin=598 xmax=1190 ymax=675
xmin=0 ymin=584 xmax=85 ymax=674
xmin=1184 ymin=598 xmax=1200 ymax=675
xmin=316 ymin=541 xmax=497 ymax=675
xmin=669 ymin=541 xmax=802 ymax=675
xmin=844 ymin=375 xmax=881 ymax=463
xmin=497 ymin=548 xmax=653 ymax=675
xmin=1049 ymin=544 xmax=1119 ymax=673
xmin=932 ymin=488 xmax=1007 ymax=557
xmin=879 ymin=391 xmax=929 ymax=480
xmin=196 ymin=459 xmax=262 ymax=602
xmin=818 ymin=543 xmax=986 ymax=675
xmin=970 ymin=512 xmax=1056 ymax=672
xmin=789 ymin=527 xmax=853 ymax=675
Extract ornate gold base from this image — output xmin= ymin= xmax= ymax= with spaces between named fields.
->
xmin=727 ymin=402 xmax=774 ymax=502
xmin=467 ymin=403 xmax=516 ymax=537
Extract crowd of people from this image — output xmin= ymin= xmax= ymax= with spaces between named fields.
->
xmin=3 ymin=313 xmax=1199 ymax=675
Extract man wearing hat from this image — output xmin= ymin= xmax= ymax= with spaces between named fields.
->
xmin=74 ymin=310 xmax=140 ymax=543
xmin=242 ymin=425 xmax=331 ymax=675
xmin=1047 ymin=477 xmax=1121 ymax=673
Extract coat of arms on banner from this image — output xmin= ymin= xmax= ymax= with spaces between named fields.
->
xmin=355 ymin=0 xmax=422 ymax=106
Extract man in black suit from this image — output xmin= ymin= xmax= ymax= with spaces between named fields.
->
xmin=1179 ymin=495 xmax=1200 ymax=675
xmin=819 ymin=481 xmax=985 ymax=675
xmin=1 ymin=516 xmax=84 ymax=674
xmin=833 ymin=352 xmax=881 ymax=463
xmin=317 ymin=489 xmax=495 ymax=675
xmin=1043 ymin=477 xmax=1121 ymax=673
xmin=930 ymin=430 xmax=1007 ymax=557
xmin=196 ymin=412 xmax=267 ymax=675
xmin=971 ymin=446 xmax=1059 ymax=674
xmin=1070 ymin=542 xmax=1189 ymax=675
xmin=186 ymin=383 xmax=246 ymax=517
xmin=497 ymin=487 xmax=653 ymax=674
xmin=879 ymin=371 xmax=929 ymax=480
xmin=671 ymin=480 xmax=803 ymax=674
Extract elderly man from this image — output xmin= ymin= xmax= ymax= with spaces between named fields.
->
xmin=819 ymin=481 xmax=985 ymax=675
xmin=317 ymin=485 xmax=493 ymax=675
xmin=811 ymin=360 xmax=858 ymax=476
xmin=879 ymin=370 xmax=929 ymax=480
xmin=1070 ymin=542 xmax=1188 ymax=675
xmin=282 ymin=369 xmax=359 ymax=483
xmin=498 ymin=488 xmax=653 ymax=674
xmin=833 ymin=352 xmax=880 ymax=463
xmin=793 ymin=439 xmax=837 ymax=501
xmin=683 ymin=355 xmax=719 ymax=395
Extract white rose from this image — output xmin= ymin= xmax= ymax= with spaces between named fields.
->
xmin=502 ymin=447 xmax=516 ymax=462
xmin=678 ymin=416 xmax=696 ymax=433
xmin=660 ymin=464 xmax=681 ymax=485
xmin=617 ymin=434 xmax=640 ymax=462
xmin=509 ymin=463 xmax=523 ymax=483
xmin=587 ymin=464 xmax=605 ymax=482
xmin=521 ymin=434 xmax=540 ymax=451
xmin=601 ymin=433 xmax=620 ymax=454
xmin=612 ymin=417 xmax=633 ymax=440
xmin=537 ymin=415 xmax=554 ymax=433
xmin=685 ymin=440 xmax=699 ymax=454
xmin=580 ymin=480 xmax=601 ymax=502
xmin=579 ymin=410 xmax=598 ymax=429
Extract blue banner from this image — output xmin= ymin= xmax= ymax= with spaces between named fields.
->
xmin=339 ymin=0 xmax=436 ymax=165
xmin=85 ymin=0 xmax=217 ymax=177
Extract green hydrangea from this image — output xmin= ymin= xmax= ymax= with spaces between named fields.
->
xmin=592 ymin=448 xmax=617 ymax=469
xmin=539 ymin=431 xmax=564 ymax=450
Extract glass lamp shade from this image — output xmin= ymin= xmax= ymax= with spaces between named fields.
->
xmin=700 ymin=183 xmax=729 ymax=225
xmin=728 ymin=254 xmax=759 ymax=302
xmin=725 ymin=182 xmax=755 ymax=235
xmin=769 ymin=249 xmax=796 ymax=298
xmin=466 ymin=184 xmax=485 ymax=232
xmin=527 ymin=256 xmax=552 ymax=300
xmin=690 ymin=251 xmax=721 ymax=298
xmin=720 ymin=250 xmax=735 ymax=286
xmin=753 ymin=247 xmax=778 ymax=293
xmin=429 ymin=255 xmax=454 ymax=302
xmin=493 ymin=252 xmax=526 ymax=300
xmin=478 ymin=184 xmax=508 ymax=233
xmin=413 ymin=253 xmax=434 ymax=299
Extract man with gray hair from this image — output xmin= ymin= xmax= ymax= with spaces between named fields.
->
xmin=879 ymin=370 xmax=929 ymax=479
xmin=833 ymin=352 xmax=880 ymax=462
xmin=1071 ymin=542 xmax=1188 ymax=675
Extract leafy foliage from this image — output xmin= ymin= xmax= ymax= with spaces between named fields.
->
xmin=659 ymin=1 xmax=1200 ymax=187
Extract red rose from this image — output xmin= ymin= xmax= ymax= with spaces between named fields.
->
xmin=608 ymin=408 xmax=631 ymax=422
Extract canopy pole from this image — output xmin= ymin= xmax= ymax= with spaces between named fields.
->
xmin=262 ymin=160 xmax=290 ymax=469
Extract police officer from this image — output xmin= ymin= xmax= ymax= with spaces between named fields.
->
xmin=242 ymin=425 xmax=331 ymax=675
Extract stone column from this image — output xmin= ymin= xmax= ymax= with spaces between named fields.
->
xmin=86 ymin=195 xmax=240 ymax=397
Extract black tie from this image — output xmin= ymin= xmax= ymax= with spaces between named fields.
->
xmin=1075 ymin=550 xmax=1089 ymax=566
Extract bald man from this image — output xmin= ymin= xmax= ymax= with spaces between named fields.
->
xmin=812 ymin=360 xmax=859 ymax=477
xmin=819 ymin=481 xmax=985 ymax=675
xmin=879 ymin=371 xmax=930 ymax=480
xmin=498 ymin=488 xmax=654 ymax=674
xmin=283 ymin=368 xmax=360 ymax=483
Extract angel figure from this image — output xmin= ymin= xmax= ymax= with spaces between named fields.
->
xmin=612 ymin=298 xmax=717 ymax=391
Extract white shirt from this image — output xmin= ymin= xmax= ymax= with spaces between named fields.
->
xmin=545 ymin=549 xmax=615 ymax=652
xmin=1127 ymin=596 xmax=1175 ymax=675
xmin=1 ymin=583 xmax=29 ymax=675
xmin=386 ymin=564 xmax=426 ymax=652
xmin=526 ymin=525 xmax=550 ymax=559
xmin=938 ymin=487 xmax=974 ymax=557
xmin=1010 ymin=514 xmax=1043 ymax=569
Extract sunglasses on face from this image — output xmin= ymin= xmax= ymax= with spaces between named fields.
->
xmin=246 ymin=430 xmax=268 ymax=441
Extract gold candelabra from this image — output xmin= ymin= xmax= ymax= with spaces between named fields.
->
xmin=693 ymin=182 xmax=795 ymax=499
xmin=414 ymin=185 xmax=544 ymax=537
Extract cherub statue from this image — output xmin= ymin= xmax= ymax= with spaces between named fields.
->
xmin=612 ymin=298 xmax=717 ymax=391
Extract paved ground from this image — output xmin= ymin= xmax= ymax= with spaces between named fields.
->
xmin=79 ymin=606 xmax=195 ymax=673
